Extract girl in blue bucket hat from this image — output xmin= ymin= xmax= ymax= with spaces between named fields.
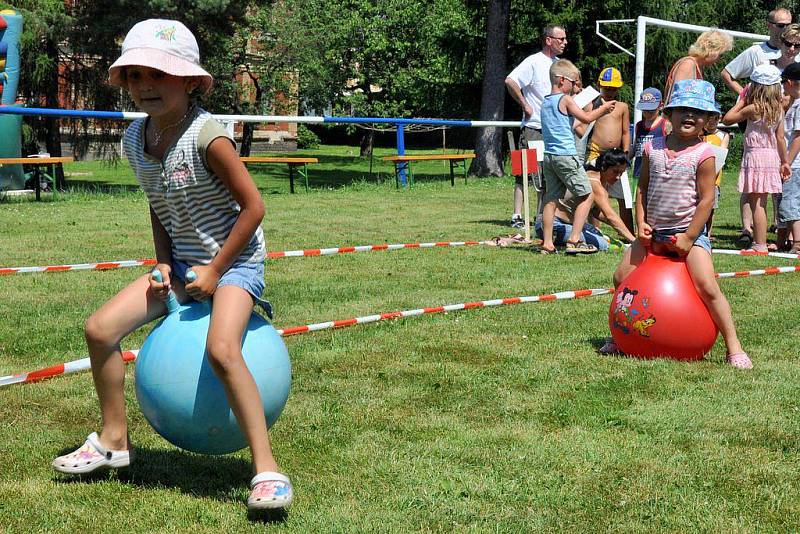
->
xmin=602 ymin=79 xmax=753 ymax=369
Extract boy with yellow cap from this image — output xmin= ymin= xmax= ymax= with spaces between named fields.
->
xmin=578 ymin=67 xmax=633 ymax=231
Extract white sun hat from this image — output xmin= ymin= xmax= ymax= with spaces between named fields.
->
xmin=108 ymin=19 xmax=213 ymax=95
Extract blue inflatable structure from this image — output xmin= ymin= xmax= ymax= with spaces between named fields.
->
xmin=0 ymin=9 xmax=24 ymax=191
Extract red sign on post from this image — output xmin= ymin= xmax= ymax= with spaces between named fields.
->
xmin=510 ymin=149 xmax=538 ymax=176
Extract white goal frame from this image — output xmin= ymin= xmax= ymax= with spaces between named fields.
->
xmin=596 ymin=16 xmax=768 ymax=124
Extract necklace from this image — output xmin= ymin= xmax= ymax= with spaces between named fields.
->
xmin=150 ymin=105 xmax=195 ymax=146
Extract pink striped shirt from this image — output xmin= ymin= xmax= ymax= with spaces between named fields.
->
xmin=644 ymin=137 xmax=715 ymax=231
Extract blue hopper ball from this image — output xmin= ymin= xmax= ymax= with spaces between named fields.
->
xmin=135 ymin=300 xmax=291 ymax=455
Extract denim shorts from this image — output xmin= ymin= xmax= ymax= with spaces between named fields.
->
xmin=172 ymin=259 xmax=273 ymax=318
xmin=779 ymin=168 xmax=800 ymax=223
xmin=652 ymin=227 xmax=712 ymax=254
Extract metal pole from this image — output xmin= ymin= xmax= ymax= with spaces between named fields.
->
xmin=397 ymin=124 xmax=407 ymax=186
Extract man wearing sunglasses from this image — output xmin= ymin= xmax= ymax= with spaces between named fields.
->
xmin=721 ymin=8 xmax=793 ymax=96
xmin=505 ymin=25 xmax=568 ymax=229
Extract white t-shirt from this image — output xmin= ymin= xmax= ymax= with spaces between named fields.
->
xmin=724 ymin=42 xmax=783 ymax=80
xmin=785 ymin=98 xmax=800 ymax=168
xmin=507 ymin=51 xmax=557 ymax=129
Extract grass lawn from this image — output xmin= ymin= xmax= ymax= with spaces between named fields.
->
xmin=1 ymin=148 xmax=799 ymax=531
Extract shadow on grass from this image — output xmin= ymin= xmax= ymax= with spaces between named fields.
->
xmin=52 ymin=444 xmax=293 ymax=524
xmin=53 ymin=445 xmax=250 ymax=495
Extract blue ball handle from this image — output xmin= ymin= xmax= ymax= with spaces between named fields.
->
xmin=150 ymin=269 xmax=181 ymax=314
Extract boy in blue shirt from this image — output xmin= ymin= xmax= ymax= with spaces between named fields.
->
xmin=540 ymin=59 xmax=616 ymax=254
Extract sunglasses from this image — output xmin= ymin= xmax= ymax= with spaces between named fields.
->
xmin=547 ymin=35 xmax=567 ymax=42
xmin=770 ymin=21 xmax=789 ymax=28
xmin=783 ymin=38 xmax=800 ymax=49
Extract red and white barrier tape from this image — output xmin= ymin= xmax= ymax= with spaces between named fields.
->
xmin=4 ymin=261 xmax=800 ymax=389
xmin=0 ymin=287 xmax=607 ymax=387
xmin=714 ymin=264 xmax=800 ymax=279
xmin=0 ymin=241 xmax=487 ymax=275
xmin=0 ymin=350 xmax=138 ymax=388
xmin=1 ymin=242 xmax=796 ymax=276
xmin=266 ymin=240 xmax=486 ymax=258
xmin=0 ymin=259 xmax=158 ymax=275
xmin=712 ymin=249 xmax=799 ymax=260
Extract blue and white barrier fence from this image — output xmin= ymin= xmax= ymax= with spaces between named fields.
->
xmin=0 ymin=106 xmax=523 ymax=185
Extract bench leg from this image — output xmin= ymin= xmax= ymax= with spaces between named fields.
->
xmin=289 ymin=165 xmax=295 ymax=194
xmin=449 ymin=161 xmax=455 ymax=187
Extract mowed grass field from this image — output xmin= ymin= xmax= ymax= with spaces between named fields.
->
xmin=1 ymin=149 xmax=799 ymax=531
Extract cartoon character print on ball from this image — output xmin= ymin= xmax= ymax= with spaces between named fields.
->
xmin=611 ymin=288 xmax=656 ymax=338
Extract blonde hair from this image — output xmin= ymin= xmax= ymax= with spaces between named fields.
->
xmin=782 ymin=23 xmax=800 ymax=43
xmin=549 ymin=59 xmax=580 ymax=85
xmin=745 ymin=82 xmax=784 ymax=127
xmin=688 ymin=29 xmax=733 ymax=60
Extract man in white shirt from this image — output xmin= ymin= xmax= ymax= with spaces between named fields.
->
xmin=720 ymin=8 xmax=792 ymax=96
xmin=505 ymin=25 xmax=567 ymax=228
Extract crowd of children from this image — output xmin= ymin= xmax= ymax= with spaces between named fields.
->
xmin=536 ymin=30 xmax=800 ymax=371
xmin=539 ymin=54 xmax=800 ymax=258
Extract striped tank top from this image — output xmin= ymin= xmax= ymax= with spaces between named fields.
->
xmin=123 ymin=108 xmax=266 ymax=266
xmin=644 ymin=137 xmax=715 ymax=231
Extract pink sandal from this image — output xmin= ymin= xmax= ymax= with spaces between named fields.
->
xmin=726 ymin=352 xmax=753 ymax=370
xmin=248 ymin=471 xmax=293 ymax=510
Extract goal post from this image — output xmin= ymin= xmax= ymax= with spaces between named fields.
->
xmin=597 ymin=16 xmax=768 ymax=124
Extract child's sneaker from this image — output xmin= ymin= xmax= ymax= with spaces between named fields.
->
xmin=248 ymin=472 xmax=293 ymax=511
xmin=510 ymin=214 xmax=524 ymax=229
xmin=52 ymin=432 xmax=132 ymax=474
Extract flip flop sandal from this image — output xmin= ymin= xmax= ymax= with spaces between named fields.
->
xmin=539 ymin=246 xmax=558 ymax=255
xmin=565 ymin=241 xmax=598 ymax=255
xmin=52 ymin=432 xmax=132 ymax=474
xmin=726 ymin=352 xmax=753 ymax=370
xmin=248 ymin=471 xmax=294 ymax=511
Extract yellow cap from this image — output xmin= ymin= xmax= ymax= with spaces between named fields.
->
xmin=598 ymin=67 xmax=623 ymax=88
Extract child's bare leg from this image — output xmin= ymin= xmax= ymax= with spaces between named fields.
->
xmin=685 ymin=247 xmax=744 ymax=357
xmin=613 ymin=239 xmax=646 ymax=288
xmin=84 ymin=273 xmax=172 ymax=450
xmin=748 ymin=193 xmax=769 ymax=248
xmin=206 ymin=286 xmax=278 ymax=474
xmin=792 ymin=221 xmax=800 ymax=252
xmin=740 ymin=192 xmax=753 ymax=235
xmin=541 ymin=200 xmax=558 ymax=250
xmin=568 ymin=192 xmax=594 ymax=244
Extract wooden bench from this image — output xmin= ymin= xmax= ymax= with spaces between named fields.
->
xmin=381 ymin=153 xmax=476 ymax=187
xmin=240 ymin=156 xmax=319 ymax=193
xmin=0 ymin=156 xmax=74 ymax=200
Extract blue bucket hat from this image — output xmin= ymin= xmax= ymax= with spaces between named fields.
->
xmin=664 ymin=79 xmax=717 ymax=113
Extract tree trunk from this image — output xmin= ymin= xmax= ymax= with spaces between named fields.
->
xmin=240 ymin=121 xmax=254 ymax=157
xmin=469 ymin=0 xmax=510 ymax=177
xmin=359 ymin=129 xmax=375 ymax=158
